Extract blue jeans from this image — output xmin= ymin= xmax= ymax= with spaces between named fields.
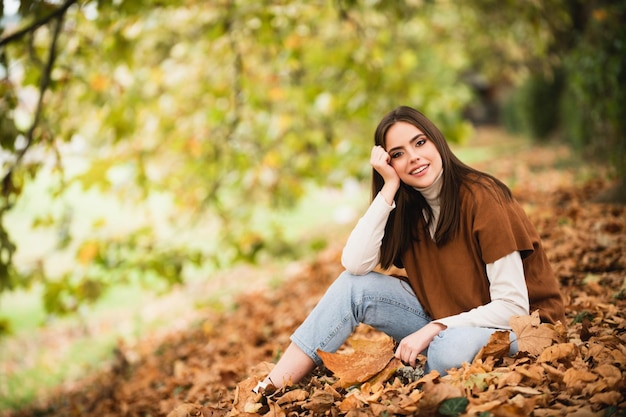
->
xmin=291 ymin=271 xmax=518 ymax=375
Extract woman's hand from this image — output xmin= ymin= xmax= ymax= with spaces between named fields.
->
xmin=370 ymin=146 xmax=400 ymax=204
xmin=395 ymin=322 xmax=446 ymax=367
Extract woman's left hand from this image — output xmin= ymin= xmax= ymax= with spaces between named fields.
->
xmin=395 ymin=322 xmax=446 ymax=367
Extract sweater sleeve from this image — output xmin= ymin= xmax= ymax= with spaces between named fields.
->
xmin=434 ymin=251 xmax=530 ymax=329
xmin=341 ymin=192 xmax=395 ymax=275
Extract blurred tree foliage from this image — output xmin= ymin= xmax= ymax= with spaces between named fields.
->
xmin=495 ymin=0 xmax=625 ymax=191
xmin=0 ymin=0 xmax=622 ymax=329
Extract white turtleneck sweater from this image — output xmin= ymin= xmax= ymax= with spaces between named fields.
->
xmin=341 ymin=173 xmax=530 ymax=330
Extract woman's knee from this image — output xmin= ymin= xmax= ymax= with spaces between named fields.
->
xmin=426 ymin=328 xmax=497 ymax=375
xmin=327 ymin=270 xmax=359 ymax=296
xmin=330 ymin=270 xmax=382 ymax=296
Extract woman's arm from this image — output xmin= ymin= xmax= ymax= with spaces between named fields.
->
xmin=394 ymin=252 xmax=529 ymax=366
xmin=435 ymin=251 xmax=530 ymax=329
xmin=342 ymin=146 xmax=400 ymax=275
xmin=341 ymin=193 xmax=395 ymax=275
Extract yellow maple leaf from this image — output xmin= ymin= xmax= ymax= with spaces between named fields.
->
xmin=510 ymin=310 xmax=557 ymax=356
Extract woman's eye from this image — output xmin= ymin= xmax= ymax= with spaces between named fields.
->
xmin=416 ymin=139 xmax=426 ymax=146
xmin=391 ymin=151 xmax=402 ymax=159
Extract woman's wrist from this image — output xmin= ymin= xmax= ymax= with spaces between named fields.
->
xmin=380 ymin=181 xmax=400 ymax=205
xmin=429 ymin=322 xmax=447 ymax=333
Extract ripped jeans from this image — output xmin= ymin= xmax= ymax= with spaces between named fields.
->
xmin=290 ymin=271 xmax=518 ymax=375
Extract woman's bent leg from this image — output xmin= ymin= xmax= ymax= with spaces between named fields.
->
xmin=263 ymin=343 xmax=316 ymax=389
xmin=290 ymin=271 xmax=431 ymax=366
xmin=426 ymin=327 xmax=519 ymax=375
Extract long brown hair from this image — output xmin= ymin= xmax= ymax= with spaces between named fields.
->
xmin=372 ymin=106 xmax=512 ymax=269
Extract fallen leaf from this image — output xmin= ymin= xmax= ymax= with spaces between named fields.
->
xmin=474 ymin=330 xmax=512 ymax=362
xmin=418 ymin=381 xmax=464 ymax=415
xmin=496 ymin=370 xmax=523 ymax=388
xmin=537 ymin=342 xmax=578 ymax=363
xmin=563 ymin=368 xmax=598 ymax=393
xmin=555 ymin=406 xmax=604 ymax=417
xmin=510 ymin=311 xmax=557 ymax=356
xmin=275 ymin=388 xmax=308 ymax=405
xmin=243 ymin=401 xmax=263 ymax=414
xmin=505 ymin=386 xmax=543 ymax=396
xmin=369 ymin=357 xmax=404 ymax=388
xmin=594 ymin=363 xmax=622 ymax=388
xmin=301 ymin=389 xmax=335 ymax=413
xmin=166 ymin=404 xmax=203 ymax=417
xmin=265 ymin=402 xmax=286 ymax=417
xmin=317 ymin=333 xmax=396 ymax=388
xmin=589 ymin=391 xmax=623 ymax=406
xmin=514 ymin=364 xmax=545 ymax=383
xmin=466 ymin=399 xmax=503 ymax=414
xmin=491 ymin=394 xmax=536 ymax=417
xmin=338 ymin=394 xmax=364 ymax=412
xmin=464 ymin=372 xmax=500 ymax=391
xmin=230 ymin=376 xmax=264 ymax=415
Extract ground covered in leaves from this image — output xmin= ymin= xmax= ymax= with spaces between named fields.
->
xmin=4 ymin=138 xmax=626 ymax=417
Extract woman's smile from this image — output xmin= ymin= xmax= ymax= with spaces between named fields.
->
xmin=410 ymin=164 xmax=429 ymax=176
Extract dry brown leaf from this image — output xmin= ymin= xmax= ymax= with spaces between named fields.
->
xmin=338 ymin=393 xmax=365 ymax=412
xmin=540 ymin=363 xmax=565 ymax=382
xmin=537 ymin=342 xmax=578 ymax=363
xmin=474 ymin=330 xmax=512 ymax=362
xmin=467 ymin=399 xmax=503 ymax=414
xmin=417 ymin=381 xmax=464 ymax=415
xmin=514 ymin=364 xmax=545 ymax=383
xmin=368 ymin=357 xmax=404 ymax=387
xmin=594 ymin=363 xmax=623 ymax=388
xmin=354 ymin=381 xmax=382 ymax=398
xmin=230 ymin=376 xmax=263 ymax=416
xmin=166 ymin=404 xmax=204 ymax=417
xmin=317 ymin=333 xmax=395 ymax=388
xmin=166 ymin=404 xmax=229 ymax=417
xmin=553 ymin=406 xmax=605 ymax=417
xmin=563 ymin=367 xmax=598 ymax=394
xmin=264 ymin=402 xmax=286 ymax=417
xmin=324 ymin=383 xmax=344 ymax=400
xmin=242 ymin=401 xmax=263 ymax=414
xmin=301 ymin=389 xmax=335 ymax=413
xmin=496 ymin=370 xmax=523 ymax=388
xmin=505 ymin=385 xmax=543 ymax=396
xmin=398 ymin=389 xmax=424 ymax=410
xmin=589 ymin=391 xmax=623 ymax=406
xmin=370 ymin=401 xmax=411 ymax=416
xmin=275 ymin=388 xmax=308 ymax=405
xmin=510 ymin=311 xmax=557 ymax=356
xmin=491 ymin=394 xmax=536 ymax=417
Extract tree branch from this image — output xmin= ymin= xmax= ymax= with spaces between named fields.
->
xmin=0 ymin=0 xmax=77 ymax=47
xmin=2 ymin=9 xmax=65 ymax=200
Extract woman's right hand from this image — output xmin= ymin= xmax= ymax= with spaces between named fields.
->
xmin=371 ymin=146 xmax=400 ymax=204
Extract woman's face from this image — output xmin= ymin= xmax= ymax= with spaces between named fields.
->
xmin=385 ymin=121 xmax=443 ymax=189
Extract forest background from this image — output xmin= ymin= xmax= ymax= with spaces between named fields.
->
xmin=0 ymin=0 xmax=624 ymax=413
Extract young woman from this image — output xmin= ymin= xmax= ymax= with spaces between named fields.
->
xmin=254 ymin=106 xmax=565 ymax=392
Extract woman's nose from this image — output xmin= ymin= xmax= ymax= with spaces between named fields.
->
xmin=408 ymin=147 xmax=421 ymax=161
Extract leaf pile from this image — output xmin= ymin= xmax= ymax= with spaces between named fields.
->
xmin=4 ymin=153 xmax=626 ymax=416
